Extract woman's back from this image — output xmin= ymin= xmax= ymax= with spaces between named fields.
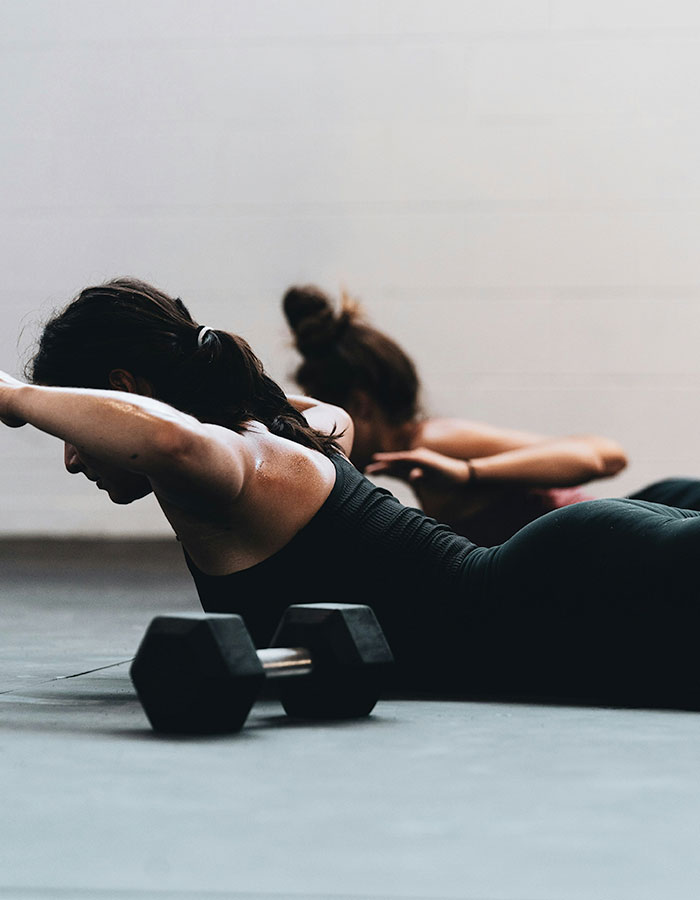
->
xmin=185 ymin=453 xmax=479 ymax=686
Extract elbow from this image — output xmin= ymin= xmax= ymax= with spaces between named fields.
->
xmin=340 ymin=416 xmax=354 ymax=455
xmin=598 ymin=439 xmax=629 ymax=478
xmin=587 ymin=457 xmax=623 ymax=481
xmin=602 ymin=451 xmax=628 ymax=478
xmin=335 ymin=405 xmax=354 ymax=436
xmin=578 ymin=436 xmax=629 ymax=480
xmin=310 ymin=401 xmax=353 ymax=437
xmin=329 ymin=405 xmax=354 ymax=454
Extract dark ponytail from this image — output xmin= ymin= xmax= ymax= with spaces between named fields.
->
xmin=283 ymin=284 xmax=420 ymax=425
xmin=29 ymin=278 xmax=342 ymax=456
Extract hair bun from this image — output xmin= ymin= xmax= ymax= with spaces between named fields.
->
xmin=283 ymin=285 xmax=343 ymax=355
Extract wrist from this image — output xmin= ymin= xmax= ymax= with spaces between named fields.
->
xmin=0 ymin=382 xmax=32 ymax=428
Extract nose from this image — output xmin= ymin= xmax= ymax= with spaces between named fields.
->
xmin=64 ymin=443 xmax=84 ymax=474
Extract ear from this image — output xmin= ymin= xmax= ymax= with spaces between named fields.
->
xmin=108 ymin=369 xmax=154 ymax=396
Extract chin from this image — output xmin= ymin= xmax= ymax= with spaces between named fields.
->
xmin=106 ymin=492 xmax=140 ymax=505
xmin=104 ymin=486 xmax=151 ymax=505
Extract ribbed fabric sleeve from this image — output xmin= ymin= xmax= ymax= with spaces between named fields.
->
xmin=321 ymin=453 xmax=477 ymax=589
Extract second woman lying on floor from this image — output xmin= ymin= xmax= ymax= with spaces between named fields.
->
xmin=283 ymin=284 xmax=700 ymax=545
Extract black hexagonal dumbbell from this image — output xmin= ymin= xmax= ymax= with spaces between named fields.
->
xmin=268 ymin=602 xmax=394 ymax=720
xmin=130 ymin=603 xmax=394 ymax=734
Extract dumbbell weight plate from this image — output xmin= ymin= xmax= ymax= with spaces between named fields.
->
xmin=269 ymin=603 xmax=394 ymax=719
xmin=130 ymin=613 xmax=265 ymax=734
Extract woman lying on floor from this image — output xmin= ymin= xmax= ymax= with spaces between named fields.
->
xmin=282 ymin=285 xmax=700 ymax=546
xmin=4 ymin=277 xmax=700 ymax=706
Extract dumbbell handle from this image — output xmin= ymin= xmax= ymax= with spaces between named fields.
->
xmin=258 ymin=647 xmax=313 ymax=678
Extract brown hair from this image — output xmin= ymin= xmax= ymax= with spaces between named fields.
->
xmin=29 ymin=278 xmax=342 ymax=456
xmin=283 ymin=285 xmax=420 ymax=425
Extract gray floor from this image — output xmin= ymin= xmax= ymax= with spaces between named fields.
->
xmin=1 ymin=541 xmax=700 ymax=900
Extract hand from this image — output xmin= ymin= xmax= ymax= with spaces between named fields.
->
xmin=0 ymin=370 xmax=27 ymax=427
xmin=365 ymin=447 xmax=472 ymax=486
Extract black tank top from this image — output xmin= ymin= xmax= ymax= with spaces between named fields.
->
xmin=185 ymin=454 xmax=479 ymax=685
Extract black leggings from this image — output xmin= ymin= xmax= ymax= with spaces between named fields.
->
xmin=627 ymin=476 xmax=700 ymax=509
xmin=445 ymin=495 xmax=700 ymax=707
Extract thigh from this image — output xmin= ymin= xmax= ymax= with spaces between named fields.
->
xmin=469 ymin=498 xmax=700 ymax=704
xmin=489 ymin=497 xmax=699 ymax=609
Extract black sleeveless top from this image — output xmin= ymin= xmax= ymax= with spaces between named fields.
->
xmin=185 ymin=454 xmax=479 ymax=686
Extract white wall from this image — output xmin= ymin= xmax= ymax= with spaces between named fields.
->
xmin=2 ymin=0 xmax=700 ymax=534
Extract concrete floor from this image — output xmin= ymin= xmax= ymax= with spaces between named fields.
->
xmin=1 ymin=541 xmax=700 ymax=900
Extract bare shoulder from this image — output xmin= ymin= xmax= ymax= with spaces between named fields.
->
xmin=161 ymin=423 xmax=339 ymax=575
xmin=187 ymin=421 xmax=336 ymax=493
xmin=238 ymin=425 xmax=337 ymax=508
xmin=222 ymin=426 xmax=339 ymax=567
xmin=413 ymin=417 xmax=546 ymax=458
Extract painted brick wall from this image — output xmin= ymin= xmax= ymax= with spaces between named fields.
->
xmin=2 ymin=0 xmax=700 ymax=534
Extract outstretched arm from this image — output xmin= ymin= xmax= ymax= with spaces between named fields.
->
xmin=0 ymin=374 xmax=249 ymax=508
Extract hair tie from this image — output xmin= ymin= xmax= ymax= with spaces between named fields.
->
xmin=197 ymin=325 xmax=213 ymax=347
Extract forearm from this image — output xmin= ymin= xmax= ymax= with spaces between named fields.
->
xmin=468 ymin=437 xmax=624 ymax=486
xmin=7 ymin=384 xmax=196 ymax=472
